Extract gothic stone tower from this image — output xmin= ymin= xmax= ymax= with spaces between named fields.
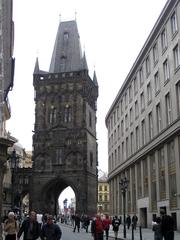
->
xmin=31 ymin=20 xmax=98 ymax=216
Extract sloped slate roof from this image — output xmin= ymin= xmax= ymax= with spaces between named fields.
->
xmin=49 ymin=20 xmax=87 ymax=73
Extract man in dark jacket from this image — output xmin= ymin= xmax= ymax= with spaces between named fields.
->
xmin=41 ymin=215 xmax=62 ymax=240
xmin=160 ymin=210 xmax=174 ymax=240
xmin=17 ymin=211 xmax=40 ymax=240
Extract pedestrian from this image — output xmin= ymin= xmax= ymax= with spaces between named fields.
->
xmin=112 ymin=215 xmax=121 ymax=240
xmin=73 ymin=213 xmax=81 ymax=232
xmin=132 ymin=214 xmax=138 ymax=230
xmin=126 ymin=215 xmax=131 ymax=229
xmin=17 ymin=211 xmax=40 ymax=240
xmin=160 ymin=210 xmax=174 ymax=240
xmin=152 ymin=217 xmax=162 ymax=240
xmin=3 ymin=211 xmax=18 ymax=240
xmin=83 ymin=215 xmax=90 ymax=233
xmin=91 ymin=214 xmax=104 ymax=240
xmin=102 ymin=214 xmax=111 ymax=240
xmin=40 ymin=215 xmax=62 ymax=240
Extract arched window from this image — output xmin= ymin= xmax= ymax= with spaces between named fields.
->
xmin=49 ymin=105 xmax=57 ymax=124
xmin=64 ymin=104 xmax=72 ymax=123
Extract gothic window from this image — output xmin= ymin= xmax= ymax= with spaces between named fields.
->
xmin=64 ymin=104 xmax=72 ymax=123
xmin=60 ymin=56 xmax=66 ymax=71
xmin=56 ymin=149 xmax=63 ymax=165
xmin=49 ymin=105 xmax=57 ymax=124
xmin=89 ymin=111 xmax=92 ymax=127
xmin=64 ymin=32 xmax=69 ymax=41
xmin=90 ymin=152 xmax=93 ymax=167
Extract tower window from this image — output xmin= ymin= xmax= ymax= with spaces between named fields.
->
xmin=64 ymin=104 xmax=72 ymax=123
xmin=64 ymin=32 xmax=69 ymax=41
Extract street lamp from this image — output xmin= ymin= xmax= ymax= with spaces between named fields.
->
xmin=119 ymin=177 xmax=128 ymax=238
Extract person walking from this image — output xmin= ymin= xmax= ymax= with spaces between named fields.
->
xmin=3 ymin=212 xmax=18 ymax=240
xmin=152 ymin=217 xmax=162 ymax=240
xmin=160 ymin=210 xmax=174 ymax=240
xmin=91 ymin=214 xmax=104 ymax=240
xmin=73 ymin=213 xmax=81 ymax=233
xmin=17 ymin=211 xmax=40 ymax=240
xmin=102 ymin=214 xmax=111 ymax=240
xmin=112 ymin=216 xmax=121 ymax=240
xmin=126 ymin=215 xmax=131 ymax=229
xmin=40 ymin=215 xmax=62 ymax=240
xmin=132 ymin=214 xmax=138 ymax=230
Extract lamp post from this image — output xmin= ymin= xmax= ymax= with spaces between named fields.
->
xmin=119 ymin=177 xmax=128 ymax=239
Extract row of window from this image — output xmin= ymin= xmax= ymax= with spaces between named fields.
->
xmin=110 ymin=138 xmax=178 ymax=212
xmin=109 ymin=82 xmax=180 ymax=169
xmin=109 ymin=80 xmax=180 ymax=152
xmin=98 ymin=185 xmax=108 ymax=192
xmin=108 ymin=10 xmax=180 ymax=133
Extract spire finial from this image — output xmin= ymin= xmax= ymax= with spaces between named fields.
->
xmin=75 ymin=10 xmax=77 ymax=21
xmin=59 ymin=13 xmax=61 ymax=22
xmin=36 ymin=49 xmax=39 ymax=57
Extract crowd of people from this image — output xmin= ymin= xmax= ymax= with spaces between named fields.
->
xmin=1 ymin=209 xmax=175 ymax=240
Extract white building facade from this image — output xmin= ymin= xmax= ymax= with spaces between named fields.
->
xmin=106 ymin=0 xmax=180 ymax=230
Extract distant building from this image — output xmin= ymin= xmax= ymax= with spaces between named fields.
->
xmin=106 ymin=0 xmax=180 ymax=230
xmin=98 ymin=173 xmax=110 ymax=215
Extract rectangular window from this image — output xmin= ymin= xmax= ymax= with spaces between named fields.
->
xmin=156 ymin=103 xmax=162 ymax=133
xmin=147 ymin=82 xmax=152 ymax=103
xmin=125 ymin=92 xmax=128 ymax=108
xmin=126 ymin=137 xmax=129 ymax=159
xmin=176 ymin=81 xmax=180 ymax=116
xmin=161 ymin=28 xmax=167 ymax=52
xmin=139 ymin=67 xmax=144 ymax=85
xmin=117 ymin=124 xmax=120 ymax=139
xmin=173 ymin=44 xmax=180 ymax=69
xmin=130 ymin=107 xmax=133 ymax=125
xmin=121 ymin=119 xmax=124 ymax=136
xmin=148 ymin=112 xmax=153 ymax=140
xmin=118 ymin=145 xmax=120 ymax=163
xmin=117 ymin=106 xmax=119 ymax=120
xmin=146 ymin=56 xmax=150 ymax=77
xmin=163 ymin=59 xmax=170 ymax=83
xmin=171 ymin=12 xmax=178 ymax=36
xmin=130 ymin=131 xmax=134 ymax=155
xmin=141 ymin=119 xmax=146 ymax=146
xmin=153 ymin=42 xmax=158 ymax=65
xmin=121 ymin=99 xmax=124 ymax=115
xmin=165 ymin=93 xmax=172 ymax=125
xmin=134 ymin=77 xmax=138 ymax=95
xmin=129 ymin=84 xmax=132 ymax=102
xmin=158 ymin=147 xmax=166 ymax=200
xmin=140 ymin=91 xmax=145 ymax=112
xmin=125 ymin=114 xmax=128 ymax=130
xmin=154 ymin=71 xmax=160 ymax=94
xmin=135 ymin=126 xmax=139 ymax=150
xmin=122 ymin=142 xmax=124 ymax=161
xmin=135 ymin=100 xmax=139 ymax=119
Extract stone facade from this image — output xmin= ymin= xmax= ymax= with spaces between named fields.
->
xmin=106 ymin=0 xmax=180 ymax=230
xmin=30 ymin=20 xmax=98 ymax=216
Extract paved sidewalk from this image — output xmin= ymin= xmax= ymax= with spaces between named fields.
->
xmin=108 ymin=224 xmax=180 ymax=240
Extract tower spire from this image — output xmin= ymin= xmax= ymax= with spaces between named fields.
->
xmin=33 ymin=57 xmax=39 ymax=74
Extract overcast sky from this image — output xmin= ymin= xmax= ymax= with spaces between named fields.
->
xmin=7 ymin=0 xmax=168 ymax=176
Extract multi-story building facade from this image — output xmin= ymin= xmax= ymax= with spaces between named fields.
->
xmin=0 ymin=0 xmax=14 ymax=235
xmin=98 ymin=174 xmax=110 ymax=215
xmin=106 ymin=0 xmax=180 ymax=230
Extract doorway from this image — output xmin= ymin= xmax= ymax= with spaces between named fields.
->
xmin=140 ymin=208 xmax=147 ymax=228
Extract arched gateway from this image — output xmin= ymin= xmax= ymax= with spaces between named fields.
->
xmin=30 ymin=20 xmax=98 ymax=216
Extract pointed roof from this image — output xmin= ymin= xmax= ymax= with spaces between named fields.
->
xmin=34 ymin=57 xmax=39 ymax=74
xmin=49 ymin=20 xmax=85 ymax=73
xmin=82 ymin=52 xmax=88 ymax=71
xmin=93 ymin=70 xmax=98 ymax=86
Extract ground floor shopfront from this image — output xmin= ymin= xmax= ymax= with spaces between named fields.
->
xmin=109 ymin=134 xmax=180 ymax=230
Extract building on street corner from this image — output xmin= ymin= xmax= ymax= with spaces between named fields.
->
xmin=106 ymin=0 xmax=180 ymax=230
